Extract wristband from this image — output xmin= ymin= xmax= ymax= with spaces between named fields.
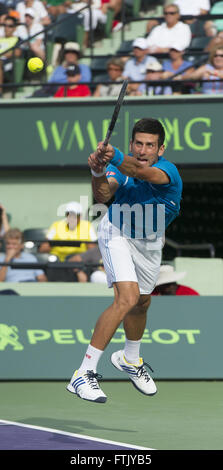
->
xmin=91 ymin=167 xmax=106 ymax=177
xmin=110 ymin=147 xmax=124 ymax=167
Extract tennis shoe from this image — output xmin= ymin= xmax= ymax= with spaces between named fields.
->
xmin=111 ymin=350 xmax=157 ymax=396
xmin=66 ymin=369 xmax=107 ymax=403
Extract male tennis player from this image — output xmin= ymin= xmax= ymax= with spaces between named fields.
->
xmin=67 ymin=118 xmax=182 ymax=403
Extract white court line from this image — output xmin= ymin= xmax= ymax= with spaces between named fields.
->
xmin=0 ymin=419 xmax=155 ymax=450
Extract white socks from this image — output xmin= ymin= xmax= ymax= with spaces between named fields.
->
xmin=78 ymin=344 xmax=103 ymax=373
xmin=124 ymin=338 xmax=141 ymax=365
xmin=78 ymin=338 xmax=142 ymax=374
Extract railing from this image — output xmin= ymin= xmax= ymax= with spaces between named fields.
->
xmin=165 ymin=238 xmax=215 ymax=258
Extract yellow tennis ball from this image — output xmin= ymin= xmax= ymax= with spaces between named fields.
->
xmin=27 ymin=57 xmax=44 ymax=73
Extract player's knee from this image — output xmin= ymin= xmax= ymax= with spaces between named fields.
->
xmin=114 ymin=292 xmax=140 ymax=314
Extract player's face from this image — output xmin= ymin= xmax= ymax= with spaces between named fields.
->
xmin=130 ymin=132 xmax=165 ymax=166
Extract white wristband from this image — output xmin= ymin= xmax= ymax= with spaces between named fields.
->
xmin=91 ymin=167 xmax=106 ymax=177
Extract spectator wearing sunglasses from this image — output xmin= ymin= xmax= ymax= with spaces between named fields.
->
xmin=146 ymin=4 xmax=192 ymax=53
xmin=186 ymin=45 xmax=223 ymax=94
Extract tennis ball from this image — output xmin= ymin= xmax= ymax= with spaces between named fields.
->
xmin=27 ymin=57 xmax=44 ymax=73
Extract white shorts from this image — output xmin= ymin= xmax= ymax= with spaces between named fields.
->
xmin=98 ymin=214 xmax=162 ymax=294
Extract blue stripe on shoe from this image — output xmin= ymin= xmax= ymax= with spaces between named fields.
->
xmin=122 ymin=365 xmax=137 ymax=375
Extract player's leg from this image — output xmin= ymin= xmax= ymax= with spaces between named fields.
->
xmin=67 ymin=281 xmax=140 ymax=403
xmin=111 ymin=294 xmax=157 ymax=395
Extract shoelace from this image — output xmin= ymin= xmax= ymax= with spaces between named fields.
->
xmin=136 ymin=362 xmax=154 ymax=382
xmin=85 ymin=370 xmax=103 ymax=390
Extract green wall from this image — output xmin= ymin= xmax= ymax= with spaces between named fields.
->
xmin=0 ymin=169 xmax=92 ymax=230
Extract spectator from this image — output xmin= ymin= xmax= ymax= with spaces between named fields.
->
xmin=161 ymin=44 xmax=195 ymax=94
xmin=93 ymin=57 xmax=125 ymax=97
xmin=18 ymin=8 xmax=45 ymax=61
xmin=186 ymin=45 xmax=223 ymax=93
xmin=151 ymin=265 xmax=200 ymax=295
xmin=39 ymin=201 xmax=97 ymax=262
xmin=0 ymin=204 xmax=10 ymax=240
xmin=0 ymin=228 xmax=47 ymax=282
xmin=68 ymin=0 xmax=107 ymax=48
xmin=123 ymin=37 xmax=160 ymax=85
xmin=0 ymin=16 xmax=23 ymax=95
xmin=68 ymin=245 xmax=105 ymax=282
xmin=204 ymin=1 xmax=223 ymax=37
xmin=130 ymin=60 xmax=163 ymax=96
xmin=54 ymin=63 xmax=91 ymax=97
xmin=50 ymin=41 xmax=91 ymax=84
xmin=173 ymin=0 xmax=211 ymax=16
xmin=146 ymin=4 xmax=192 ymax=53
xmin=204 ymin=29 xmax=223 ymax=52
xmin=16 ymin=0 xmax=51 ymax=26
xmin=31 ymin=41 xmax=92 ymax=97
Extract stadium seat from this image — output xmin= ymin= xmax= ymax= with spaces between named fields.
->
xmin=189 ymin=36 xmax=210 ymax=50
xmin=116 ymin=40 xmax=133 ymax=55
xmin=23 ymin=228 xmax=47 ymax=242
xmin=125 ymin=0 xmax=142 ymax=18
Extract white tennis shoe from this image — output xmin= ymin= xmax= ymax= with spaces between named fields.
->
xmin=111 ymin=350 xmax=157 ymax=396
xmin=67 ymin=369 xmax=107 ymax=403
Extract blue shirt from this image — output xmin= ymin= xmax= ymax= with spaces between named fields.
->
xmin=49 ymin=64 xmax=92 ymax=84
xmin=0 ymin=252 xmax=44 ymax=282
xmin=106 ymin=156 xmax=182 ymax=239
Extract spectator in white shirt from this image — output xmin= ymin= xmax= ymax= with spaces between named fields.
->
xmin=146 ymin=3 xmax=192 ymax=54
xmin=18 ymin=7 xmax=45 ymax=60
xmin=16 ymin=0 xmax=51 ymax=26
xmin=173 ymin=0 xmax=211 ymax=16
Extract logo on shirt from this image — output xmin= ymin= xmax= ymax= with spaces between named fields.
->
xmin=106 ymin=171 xmax=116 ymax=176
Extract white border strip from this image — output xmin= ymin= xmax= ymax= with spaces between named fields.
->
xmin=0 ymin=419 xmax=154 ymax=450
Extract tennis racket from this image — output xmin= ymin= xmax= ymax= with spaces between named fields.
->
xmin=103 ymin=79 xmax=128 ymax=147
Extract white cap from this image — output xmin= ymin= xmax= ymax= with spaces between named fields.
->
xmin=90 ymin=270 xmax=107 ymax=284
xmin=146 ymin=61 xmax=163 ymax=72
xmin=132 ymin=38 xmax=148 ymax=50
xmin=25 ymin=8 xmax=35 ymax=17
xmin=170 ymin=44 xmax=185 ymax=52
xmin=65 ymin=201 xmax=83 ymax=215
xmin=64 ymin=42 xmax=80 ymax=53
xmin=155 ymin=265 xmax=186 ymax=287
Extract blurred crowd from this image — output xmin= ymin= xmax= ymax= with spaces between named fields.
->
xmin=0 ymin=200 xmax=199 ymax=294
xmin=0 ymin=0 xmax=223 ymax=96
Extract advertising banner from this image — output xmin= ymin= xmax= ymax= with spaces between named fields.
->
xmin=0 ymin=296 xmax=222 ymax=380
xmin=1 ymin=96 xmax=223 ymax=167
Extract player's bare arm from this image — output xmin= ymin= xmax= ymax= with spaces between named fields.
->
xmin=88 ymin=152 xmax=119 ymax=203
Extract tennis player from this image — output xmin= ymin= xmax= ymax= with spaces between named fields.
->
xmin=67 ymin=118 xmax=183 ymax=403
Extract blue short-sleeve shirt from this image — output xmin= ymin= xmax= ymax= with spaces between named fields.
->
xmin=106 ymin=155 xmax=182 ymax=238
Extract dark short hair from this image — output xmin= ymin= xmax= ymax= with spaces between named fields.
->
xmin=132 ymin=118 xmax=165 ymax=147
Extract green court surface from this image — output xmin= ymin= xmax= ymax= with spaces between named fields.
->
xmin=1 ymin=380 xmax=223 ymax=450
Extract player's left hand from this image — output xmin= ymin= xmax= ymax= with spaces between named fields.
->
xmin=88 ymin=152 xmax=105 ymax=172
xmin=96 ymin=142 xmax=115 ymax=163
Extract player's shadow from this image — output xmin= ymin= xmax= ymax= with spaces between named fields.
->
xmin=20 ymin=417 xmax=136 ymax=435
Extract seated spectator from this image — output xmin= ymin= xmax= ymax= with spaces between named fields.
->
xmin=146 ymin=4 xmax=192 ymax=53
xmin=204 ymin=29 xmax=223 ymax=52
xmin=68 ymin=245 xmax=104 ymax=282
xmin=31 ymin=41 xmax=91 ymax=97
xmin=186 ymin=45 xmax=223 ymax=93
xmin=161 ymin=44 xmax=195 ymax=94
xmin=174 ymin=0 xmax=210 ymax=17
xmin=67 ymin=0 xmax=107 ymax=47
xmin=123 ymin=37 xmax=160 ymax=84
xmin=0 ymin=203 xmax=10 ymax=240
xmin=16 ymin=0 xmax=51 ymax=26
xmin=54 ymin=63 xmax=91 ymax=97
xmin=129 ymin=60 xmax=163 ymax=96
xmin=0 ymin=228 xmax=47 ymax=282
xmin=39 ymin=201 xmax=97 ymax=262
xmin=204 ymin=1 xmax=223 ymax=37
xmin=151 ymin=265 xmax=200 ymax=295
xmin=0 ymin=15 xmax=23 ymax=95
xmin=18 ymin=8 xmax=45 ymax=61
xmin=93 ymin=57 xmax=125 ymax=97
xmin=50 ymin=41 xmax=91 ymax=83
